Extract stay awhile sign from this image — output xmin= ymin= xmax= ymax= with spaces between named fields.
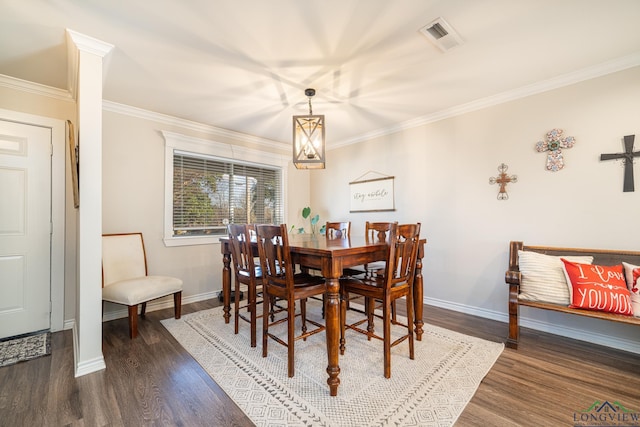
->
xmin=349 ymin=176 xmax=395 ymax=213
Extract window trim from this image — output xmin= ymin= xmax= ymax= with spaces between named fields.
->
xmin=162 ymin=131 xmax=288 ymax=247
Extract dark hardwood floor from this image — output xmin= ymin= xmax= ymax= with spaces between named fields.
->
xmin=1 ymin=298 xmax=638 ymax=426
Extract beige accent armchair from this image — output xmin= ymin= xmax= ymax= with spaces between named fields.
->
xmin=102 ymin=232 xmax=182 ymax=338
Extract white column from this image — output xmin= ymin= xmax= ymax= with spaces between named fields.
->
xmin=67 ymin=29 xmax=113 ymax=377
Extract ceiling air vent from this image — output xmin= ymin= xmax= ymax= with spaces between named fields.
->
xmin=418 ymin=17 xmax=463 ymax=52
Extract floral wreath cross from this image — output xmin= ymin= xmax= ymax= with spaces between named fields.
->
xmin=535 ymin=128 xmax=576 ymax=172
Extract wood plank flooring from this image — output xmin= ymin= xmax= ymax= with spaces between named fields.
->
xmin=0 ymin=298 xmax=638 ymax=426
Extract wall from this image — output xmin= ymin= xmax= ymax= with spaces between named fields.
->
xmin=311 ymin=66 xmax=640 ymax=353
xmin=101 ymin=109 xmax=310 ymax=318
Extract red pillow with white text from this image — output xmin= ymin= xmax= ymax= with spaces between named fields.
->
xmin=560 ymin=259 xmax=633 ymax=316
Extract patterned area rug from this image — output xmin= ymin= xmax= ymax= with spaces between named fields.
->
xmin=162 ymin=305 xmax=503 ymax=426
xmin=0 ymin=332 xmax=51 ymax=368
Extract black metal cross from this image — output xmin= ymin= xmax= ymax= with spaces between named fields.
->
xmin=600 ymin=135 xmax=640 ymax=192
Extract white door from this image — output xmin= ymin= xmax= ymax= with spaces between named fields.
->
xmin=0 ymin=119 xmax=52 ymax=338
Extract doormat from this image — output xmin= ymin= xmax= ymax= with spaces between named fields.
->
xmin=0 ymin=331 xmax=51 ymax=368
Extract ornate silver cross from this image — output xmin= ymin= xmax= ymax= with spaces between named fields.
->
xmin=535 ymin=128 xmax=576 ymax=172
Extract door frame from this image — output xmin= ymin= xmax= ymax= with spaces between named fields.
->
xmin=0 ymin=108 xmax=65 ymax=332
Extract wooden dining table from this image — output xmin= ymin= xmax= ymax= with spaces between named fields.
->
xmin=219 ymin=233 xmax=426 ymax=396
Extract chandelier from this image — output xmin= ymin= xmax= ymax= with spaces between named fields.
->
xmin=293 ymin=88 xmax=325 ymax=169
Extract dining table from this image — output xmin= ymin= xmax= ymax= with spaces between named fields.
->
xmin=219 ymin=233 xmax=426 ymax=396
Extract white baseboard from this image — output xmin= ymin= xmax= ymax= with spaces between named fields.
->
xmin=66 ymin=292 xmax=640 ymax=355
xmin=424 ymin=297 xmax=640 ymax=355
xmin=63 ymin=291 xmax=219 ymax=331
xmin=72 ymin=322 xmax=106 ymax=377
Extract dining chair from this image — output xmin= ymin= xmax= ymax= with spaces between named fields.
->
xmin=362 ymin=221 xmax=397 ymax=278
xmin=255 ymin=224 xmax=326 ymax=377
xmin=339 ymin=223 xmax=421 ymax=378
xmin=102 ymin=232 xmax=183 ymax=339
xmin=325 ymin=221 xmax=351 ymax=239
xmin=227 ymin=223 xmax=264 ymax=347
xmin=345 ymin=221 xmax=399 ymax=320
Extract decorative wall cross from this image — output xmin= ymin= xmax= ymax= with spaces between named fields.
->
xmin=600 ymin=134 xmax=640 ymax=192
xmin=535 ymin=128 xmax=576 ymax=171
xmin=489 ymin=163 xmax=517 ymax=200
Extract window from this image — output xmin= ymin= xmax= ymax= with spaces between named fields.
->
xmin=173 ymin=151 xmax=282 ymax=236
xmin=163 ymin=131 xmax=287 ymax=246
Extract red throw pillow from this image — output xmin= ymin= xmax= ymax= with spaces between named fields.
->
xmin=560 ymin=259 xmax=633 ymax=316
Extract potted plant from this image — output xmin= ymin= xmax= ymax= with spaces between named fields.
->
xmin=290 ymin=207 xmax=326 ymax=235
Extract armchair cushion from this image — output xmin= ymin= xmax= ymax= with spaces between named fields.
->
xmin=102 ymin=275 xmax=183 ymax=306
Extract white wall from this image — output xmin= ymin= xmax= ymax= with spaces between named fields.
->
xmin=101 ymin=110 xmax=311 ymax=318
xmin=311 ymin=66 xmax=640 ymax=353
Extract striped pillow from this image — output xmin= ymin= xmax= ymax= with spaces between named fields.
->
xmin=518 ymin=250 xmax=593 ymax=305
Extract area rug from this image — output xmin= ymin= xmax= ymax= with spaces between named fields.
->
xmin=0 ymin=331 xmax=51 ymax=368
xmin=162 ymin=305 xmax=503 ymax=426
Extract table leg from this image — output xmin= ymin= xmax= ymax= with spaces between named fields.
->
xmin=325 ymin=276 xmax=341 ymax=396
xmin=222 ymin=252 xmax=231 ymax=324
xmin=413 ymin=253 xmax=424 ymax=341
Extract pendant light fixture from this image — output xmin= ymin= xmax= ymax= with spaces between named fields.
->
xmin=293 ymin=88 xmax=325 ymax=169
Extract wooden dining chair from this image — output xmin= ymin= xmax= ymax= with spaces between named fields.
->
xmin=338 ymin=221 xmax=399 ymax=319
xmin=362 ymin=221 xmax=397 ymax=278
xmin=325 ymin=221 xmax=351 ymax=239
xmin=227 ymin=223 xmax=264 ymax=347
xmin=255 ymin=224 xmax=326 ymax=377
xmin=339 ymin=223 xmax=421 ymax=378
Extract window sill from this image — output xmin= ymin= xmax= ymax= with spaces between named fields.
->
xmin=163 ymin=235 xmax=224 ymax=247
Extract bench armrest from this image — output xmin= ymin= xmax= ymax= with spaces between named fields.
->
xmin=505 ymin=269 xmax=520 ymax=285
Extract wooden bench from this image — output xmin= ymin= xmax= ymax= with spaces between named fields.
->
xmin=506 ymin=241 xmax=640 ymax=349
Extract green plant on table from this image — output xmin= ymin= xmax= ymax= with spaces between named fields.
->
xmin=290 ymin=206 xmax=325 ymax=235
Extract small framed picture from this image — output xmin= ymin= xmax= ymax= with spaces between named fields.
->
xmin=67 ymin=120 xmax=79 ymax=208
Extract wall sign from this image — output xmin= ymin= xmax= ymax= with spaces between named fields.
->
xmin=349 ymin=176 xmax=395 ymax=213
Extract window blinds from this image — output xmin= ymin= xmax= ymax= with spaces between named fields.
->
xmin=173 ymin=151 xmax=282 ymax=236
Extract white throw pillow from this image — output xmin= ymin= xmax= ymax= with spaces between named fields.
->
xmin=518 ymin=250 xmax=593 ymax=305
xmin=622 ymin=262 xmax=640 ymax=318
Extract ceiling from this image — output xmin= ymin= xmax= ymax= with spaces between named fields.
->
xmin=2 ymin=0 xmax=640 ymax=149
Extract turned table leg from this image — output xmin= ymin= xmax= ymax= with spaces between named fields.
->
xmin=325 ymin=276 xmax=341 ymax=396
xmin=413 ymin=244 xmax=425 ymax=341
xmin=222 ymin=251 xmax=231 ymax=324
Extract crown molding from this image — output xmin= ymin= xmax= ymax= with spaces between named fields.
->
xmin=3 ymin=49 xmax=638 ymax=151
xmin=331 ymin=51 xmax=640 ymax=149
xmin=0 ymin=73 xmax=288 ymax=152
xmin=66 ymin=29 xmax=114 ymax=58
xmin=103 ymin=100 xmax=289 ymax=153
xmin=0 ymin=74 xmax=73 ymax=101
xmin=66 ymin=29 xmax=114 ymax=101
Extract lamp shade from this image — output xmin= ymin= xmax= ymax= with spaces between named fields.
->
xmin=293 ymin=114 xmax=325 ymax=169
